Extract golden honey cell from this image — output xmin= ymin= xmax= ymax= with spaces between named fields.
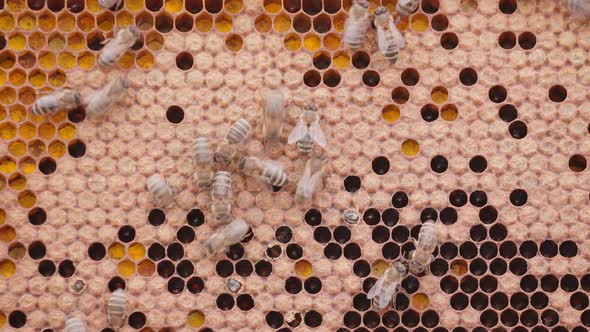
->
xmin=19 ymin=123 xmax=37 ymax=141
xmin=28 ymin=70 xmax=47 ymax=87
xmin=8 ymin=33 xmax=27 ymax=51
xmin=18 ymin=87 xmax=36 ymax=104
xmin=215 ymin=13 xmax=233 ymax=33
xmin=401 ymin=139 xmax=420 ymax=157
xmin=9 ymin=69 xmax=26 ymax=86
xmin=284 ymin=33 xmax=301 ymax=51
xmin=28 ymin=139 xmax=46 ymax=157
xmin=138 ymin=259 xmax=155 ymax=276
xmin=294 ymin=259 xmax=313 ymax=278
xmin=108 ymin=242 xmax=126 ymax=259
xmin=18 ymin=157 xmax=35 ymax=174
xmin=274 ymin=13 xmax=291 ymax=33
xmin=116 ymin=10 xmax=135 ymax=27
xmin=8 ymin=140 xmax=27 ymax=157
xmin=224 ymin=34 xmax=242 ymax=52
xmin=57 ymin=12 xmax=75 ymax=32
xmin=118 ymin=259 xmax=136 ymax=277
xmin=187 ymin=310 xmax=205 ymax=328
xmin=48 ymin=140 xmax=66 ymax=158
xmin=8 ymin=243 xmax=26 ymax=260
xmin=0 ymin=225 xmax=16 ymax=243
xmin=0 ymin=123 xmax=17 ymax=140
xmin=0 ymin=260 xmax=16 ymax=278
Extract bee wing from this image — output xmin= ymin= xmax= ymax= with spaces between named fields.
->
xmin=287 ymin=120 xmax=308 ymax=144
xmin=366 ymin=277 xmax=385 ymax=299
xmin=296 ymin=163 xmax=315 ymax=199
xmin=309 ymin=121 xmax=327 ymax=147
xmin=392 ymin=23 xmax=405 ymax=48
xmin=376 ymin=24 xmax=389 ymax=55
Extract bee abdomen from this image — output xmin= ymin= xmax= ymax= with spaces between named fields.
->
xmin=396 ymin=0 xmax=419 ymax=16
xmin=65 ymin=317 xmax=86 ymax=332
xmin=146 ymin=174 xmax=176 ymax=207
xmin=192 ymin=137 xmax=212 ymax=162
xmin=264 ymin=167 xmax=287 ymax=187
xmin=107 ymin=289 xmax=126 ymax=327
xmin=226 ymin=119 xmax=251 ymax=144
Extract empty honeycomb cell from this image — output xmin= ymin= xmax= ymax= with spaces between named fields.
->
xmin=323 ymin=33 xmax=340 ymax=50
xmin=108 ymin=242 xmax=126 ymax=259
xmin=431 ymin=13 xmax=448 ymax=31
xmin=67 ymin=139 xmax=85 ymax=157
xmin=549 ymin=85 xmax=567 ymax=102
xmin=138 ymin=259 xmax=155 ymax=276
xmin=0 ymin=259 xmax=16 ymax=277
xmin=173 ymin=52 xmax=194 ymax=72
xmin=0 ymin=51 xmax=16 ymax=69
xmin=274 ymin=13 xmax=291 ymax=32
xmin=371 ymin=156 xmax=390 ymax=175
xmin=58 ymin=259 xmax=76 ymax=277
xmin=38 ymin=259 xmax=56 ymax=276
xmin=67 ymin=33 xmax=85 ymax=51
xmin=118 ymin=259 xmax=136 ymax=277
xmin=177 ymin=226 xmax=195 ymax=244
xmin=167 ymin=242 xmax=184 ymax=261
xmin=8 ymin=69 xmax=26 ymax=87
xmin=227 ymin=244 xmax=244 ymax=260
xmin=290 ymin=13 xmax=311 ymax=33
xmin=498 ymin=104 xmax=517 ymax=122
xmin=146 ymin=0 xmax=163 ymax=11
xmin=509 ymin=189 xmax=528 ymax=206
xmin=96 ymin=12 xmax=114 ymax=31
xmin=187 ymin=310 xmax=205 ymax=328
xmin=392 ymin=86 xmax=410 ymax=104
xmin=508 ymin=120 xmax=527 ymax=139
xmin=0 ymin=87 xmax=16 ymax=104
xmin=362 ymin=70 xmax=380 ymax=87
xmin=499 ymin=0 xmax=516 ymax=14
xmin=488 ymin=85 xmax=507 ymax=103
xmin=128 ymin=312 xmax=147 ymax=329
xmin=560 ymin=241 xmax=578 ymax=258
xmin=410 ymin=13 xmax=429 ymax=32
xmin=284 ymin=33 xmax=301 ymax=51
xmin=174 ymin=13 xmax=193 ymax=32
xmin=469 ymin=155 xmax=487 ymax=173
xmin=322 ymin=69 xmax=340 ymax=87
xmin=363 ymin=311 xmax=380 ymax=328
xmin=0 ymin=156 xmax=16 ymax=173
xmin=204 ymin=0 xmax=222 ymax=12
xmin=459 ymin=67 xmax=477 ymax=86
xmin=88 ymin=242 xmax=106 ymax=261
xmin=28 ymin=241 xmax=46 ymax=259
xmin=254 ymin=259 xmax=272 ymax=277
xmin=155 ymin=13 xmax=173 ymax=33
xmin=518 ymin=31 xmax=536 ymax=50
xmin=224 ymin=34 xmax=242 ymax=52
xmin=167 ymin=276 xmax=185 ymax=294
xmin=421 ymin=0 xmax=439 ymax=13
xmin=216 ymin=293 xmax=235 ymax=310
xmin=498 ymin=31 xmax=516 ymax=49
xmin=215 ymin=13 xmax=233 ymax=32
xmin=440 ymin=32 xmax=458 ymax=49
xmin=0 ymin=13 xmax=16 ymax=31
xmin=57 ymin=12 xmax=75 ymax=32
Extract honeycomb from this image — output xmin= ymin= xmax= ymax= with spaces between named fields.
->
xmin=1 ymin=0 xmax=590 ymax=330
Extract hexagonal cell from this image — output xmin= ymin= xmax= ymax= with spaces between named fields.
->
xmin=125 ymin=0 xmax=143 ymax=11
xmin=8 ymin=140 xmax=26 ymax=157
xmin=274 ymin=12 xmax=291 ymax=33
xmin=187 ymin=310 xmax=205 ymax=328
xmin=155 ymin=13 xmax=173 ymax=33
xmin=0 ymin=106 xmax=5 ymax=121
xmin=67 ymin=32 xmax=85 ymax=51
xmin=284 ymin=33 xmax=301 ymax=51
xmin=0 ymin=175 xmax=5 ymax=191
xmin=136 ymin=11 xmax=154 ymax=31
xmin=225 ymin=34 xmax=242 ymax=52
xmin=215 ymin=13 xmax=232 ymax=33
xmin=8 ymin=172 xmax=26 ymax=190
xmin=8 ymin=69 xmax=26 ymax=86
xmin=47 ymin=69 xmax=65 ymax=87
xmin=204 ymin=0 xmax=222 ymax=12
xmin=118 ymin=259 xmax=136 ymax=277
xmin=255 ymin=14 xmax=271 ymax=33
xmin=17 ymin=52 xmax=35 ymax=70
xmin=38 ymin=11 xmax=56 ymax=32
xmin=0 ymin=51 xmax=16 ymax=70
xmin=48 ymin=140 xmax=66 ymax=158
xmin=78 ymin=51 xmax=96 ymax=70
xmin=195 ymin=13 xmax=212 ymax=32
xmin=18 ymin=190 xmax=36 ymax=208
xmin=8 ymin=242 xmax=26 ymax=260
xmin=28 ymin=139 xmax=46 ymax=157
xmin=136 ymin=50 xmax=154 ymax=69
xmin=28 ymin=69 xmax=46 ymax=87
xmin=323 ymin=33 xmax=340 ymax=51
xmin=97 ymin=11 xmax=114 ymax=31
xmin=24 ymin=37 xmax=41 ymax=57
xmin=0 ymin=13 xmax=16 ymax=31
xmin=0 ymin=260 xmax=16 ymax=277
xmin=57 ymin=123 xmax=76 ymax=140
xmin=117 ymin=52 xmax=135 ymax=69
xmin=47 ymin=0 xmax=65 ymax=12
xmin=137 ymin=259 xmax=155 ymax=276
xmin=175 ymin=13 xmax=194 ymax=32
xmin=18 ymin=87 xmax=35 ymax=104
xmin=0 ymin=156 xmax=16 ymax=174
xmin=304 ymin=33 xmax=320 ymax=51
xmin=87 ymin=31 xmax=106 ymax=51
xmin=37 ymin=122 xmax=55 ymax=140
xmin=313 ymin=13 xmax=331 ymax=33
xmin=0 ymin=209 xmax=5 ymax=225
xmin=0 ymin=87 xmax=16 ymax=104
xmin=0 ymin=70 xmax=5 ymax=87
xmin=401 ymin=139 xmax=420 ymax=157
xmin=38 ymin=51 xmax=56 ymax=70
xmin=67 ymin=0 xmax=84 ymax=12
xmin=17 ymin=13 xmax=36 ymax=31
xmin=7 ymin=33 xmax=26 ymax=51
xmin=77 ymin=12 xmax=95 ymax=32
xmin=116 ymin=10 xmax=134 ymax=27
xmin=128 ymin=243 xmax=146 ymax=260
xmin=17 ymin=122 xmax=35 ymax=139
xmin=165 ymin=0 xmax=182 ymax=12
xmin=57 ymin=12 xmax=75 ymax=32
xmin=18 ymin=156 xmax=35 ymax=174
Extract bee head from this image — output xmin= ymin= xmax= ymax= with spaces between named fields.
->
xmin=374 ymin=6 xmax=389 ymax=16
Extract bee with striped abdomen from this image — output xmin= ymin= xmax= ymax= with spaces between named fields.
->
xmin=295 ymin=149 xmax=327 ymax=203
xmin=32 ymin=89 xmax=81 ymax=116
xmin=192 ymin=137 xmax=214 ymax=189
xmin=98 ymin=26 xmax=140 ymax=68
xmin=146 ymin=174 xmax=176 ymax=208
xmin=107 ymin=288 xmax=126 ymax=328
xmin=263 ymin=89 xmax=286 ymax=153
xmin=287 ymin=105 xmax=327 ymax=153
xmin=211 ymin=171 xmax=232 ymax=223
xmin=65 ymin=317 xmax=86 ymax=332
xmin=343 ymin=0 xmax=371 ymax=51
xmin=374 ymin=6 xmax=405 ymax=64
xmin=215 ymin=119 xmax=251 ymax=169
xmin=408 ymin=220 xmax=438 ymax=275
xmin=238 ymin=156 xmax=288 ymax=189
xmin=205 ymin=218 xmax=251 ymax=255
xmin=367 ymin=261 xmax=408 ymax=310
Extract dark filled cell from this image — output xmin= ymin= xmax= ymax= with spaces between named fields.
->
xmin=480 ymin=309 xmax=498 ymax=328
xmin=226 ymin=243 xmax=244 ymax=260
xmin=176 ymin=260 xmax=194 ymax=278
xmin=392 ymin=191 xmax=409 ymax=208
xmin=216 ymin=260 xmax=233 ymax=277
xmin=549 ymin=85 xmax=567 ymax=102
xmin=343 ymin=243 xmax=361 ymax=260
xmin=304 ymin=310 xmax=322 ymax=328
xmin=216 ymin=293 xmax=235 ymax=311
xmin=480 ymin=276 xmax=498 ymax=293
xmin=451 ymin=293 xmax=469 ymax=310
xmin=449 ymin=190 xmax=468 ymax=207
xmin=460 ymin=241 xmax=477 ymax=259
xmin=304 ymin=277 xmax=322 ymax=294
xmin=441 ymin=32 xmax=459 ymax=49
xmin=519 ymin=240 xmax=538 ymax=258
xmin=314 ymin=226 xmax=332 ymax=243
xmin=499 ymin=0 xmax=517 ymax=13
xmin=266 ymin=245 xmax=282 ymax=259
xmin=471 ymin=292 xmax=489 ymax=311
xmin=440 ymin=207 xmax=457 ymax=225
xmin=431 ymin=13 xmax=449 ymax=31
xmin=509 ymin=121 xmax=528 ymax=139
xmin=469 ymin=155 xmax=487 ymax=173
xmin=491 ymin=292 xmax=509 ymax=310
xmin=540 ymin=240 xmax=558 ymax=258
xmin=353 ymin=293 xmax=371 ymax=311
xmin=559 ymin=240 xmax=578 ymax=258
xmin=9 ymin=310 xmax=27 ymax=328
xmin=459 ymin=67 xmax=478 ymax=86
xmin=470 ymin=224 xmax=487 ymax=242
xmin=166 ymin=242 xmax=184 ymax=261
xmin=421 ymin=104 xmax=439 ymax=122
xmin=479 ymin=241 xmax=498 ymax=259
xmin=148 ymin=243 xmax=165 ymax=261
xmin=324 ymin=242 xmax=342 ymax=260
xmin=28 ymin=207 xmax=47 ymax=225
xmin=461 ymin=275 xmax=478 ymax=293
xmin=166 ymin=105 xmax=185 ymax=123
xmin=117 ymin=225 xmax=136 ymax=243
xmin=352 ymin=51 xmax=370 ymax=69
xmin=235 ymin=259 xmax=254 ymax=277
xmin=67 ymin=140 xmax=86 ymax=158
xmin=470 ymin=190 xmax=487 ymax=207
xmin=509 ymin=257 xmax=528 ymax=275
xmin=363 ymin=208 xmax=380 ymax=225
xmin=372 ymin=226 xmax=390 ymax=243
xmin=362 ymin=70 xmax=380 ymax=87
xmin=520 ymin=274 xmax=539 ymax=292
xmin=402 ymin=276 xmax=420 ymax=294
xmin=510 ymin=292 xmax=529 ymax=310
xmin=148 ymin=209 xmax=166 ymax=226
xmin=561 ymin=274 xmax=580 ymax=292
xmin=157 ymin=260 xmax=175 ymax=278
xmin=499 ymin=104 xmax=518 ymax=122
xmin=286 ymin=243 xmax=303 ymax=260
xmin=490 ymin=258 xmax=508 ymax=275
xmin=39 ymin=158 xmax=57 ymax=175
xmin=479 ymin=206 xmax=498 ymax=224
xmin=420 ymin=208 xmax=438 ymax=222
xmin=498 ymin=31 xmax=516 ymax=49
xmin=187 ymin=276 xmax=204 ymax=294
xmin=58 ymin=259 xmax=75 ymax=277
xmin=167 ymin=277 xmax=184 ymax=294
xmin=531 ymin=291 xmax=549 ymax=309
xmin=521 ymin=309 xmax=539 ymax=327
xmin=501 ymin=309 xmax=519 ymax=327
xmin=500 ymin=241 xmax=517 ymax=258
xmin=489 ymin=224 xmax=508 ymax=241
xmin=509 ymin=189 xmax=528 ymax=206
xmin=186 ymin=209 xmax=205 ymax=227
xmin=363 ymin=311 xmax=380 ymax=328
xmin=401 ymin=309 xmax=420 ymax=328
xmin=28 ymin=241 xmax=46 ymax=260
xmin=304 ymin=208 xmax=322 ymax=226
xmin=177 ymin=225 xmax=195 ymax=244
xmin=372 ymin=156 xmax=390 ymax=175
xmin=88 ymin=242 xmax=106 ymax=261
xmin=236 ymin=294 xmax=255 ymax=311
xmin=382 ymin=242 xmax=400 ymax=260
xmin=266 ymin=311 xmax=284 ymax=328
xmin=440 ymin=242 xmax=458 ymax=259
xmin=430 ymin=258 xmax=448 ymax=276
xmin=431 ymin=155 xmax=448 ymax=173
xmin=541 ymin=274 xmax=559 ymax=292
xmin=353 ymin=260 xmax=370 ymax=277
xmin=401 ymin=68 xmax=420 ymax=86
xmin=255 ymin=260 xmax=272 ymax=277
xmin=541 ymin=309 xmax=559 ymax=326
xmin=489 ymin=85 xmax=508 ymax=103
xmin=469 ymin=258 xmax=487 ymax=276
xmin=391 ymin=87 xmax=410 ymax=104
xmin=334 ymin=226 xmax=351 ymax=244
xmin=275 ymin=226 xmax=293 ymax=243
xmin=441 ymin=276 xmax=459 ymax=294
xmin=344 ymin=311 xmax=361 ymax=328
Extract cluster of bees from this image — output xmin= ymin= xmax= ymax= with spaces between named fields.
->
xmin=147 ymin=90 xmax=329 ymax=257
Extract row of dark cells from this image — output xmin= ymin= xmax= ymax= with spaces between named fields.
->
xmin=5 ymin=310 xmax=148 ymax=330
xmin=266 ymin=309 xmax=323 ymax=329
xmin=16 ymin=0 xmax=241 ymax=14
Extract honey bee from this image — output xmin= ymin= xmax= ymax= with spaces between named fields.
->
xmin=211 ymin=171 xmax=232 ymax=223
xmin=396 ymin=0 xmax=420 ymax=17
xmin=146 ymin=174 xmax=176 ymax=208
xmin=192 ymin=137 xmax=214 ymax=189
xmin=566 ymin=0 xmax=590 ymax=17
xmin=295 ymin=149 xmax=327 ymax=203
xmin=287 ymin=105 xmax=327 ymax=153
xmin=85 ymin=76 xmax=128 ymax=116
xmin=263 ymin=89 xmax=286 ymax=152
xmin=215 ymin=119 xmax=252 ymax=168
xmin=99 ymin=0 xmax=123 ymax=10
xmin=98 ymin=26 xmax=140 ymax=68
xmin=343 ymin=0 xmax=371 ymax=50
xmin=205 ymin=218 xmax=250 ymax=255
xmin=31 ymin=89 xmax=81 ymax=116
xmin=367 ymin=261 xmax=408 ymax=310
xmin=374 ymin=6 xmax=405 ymax=64
xmin=107 ymin=288 xmax=126 ymax=328
xmin=65 ymin=316 xmax=86 ymax=332
xmin=238 ymin=156 xmax=288 ymax=189
xmin=408 ymin=220 xmax=438 ymax=275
